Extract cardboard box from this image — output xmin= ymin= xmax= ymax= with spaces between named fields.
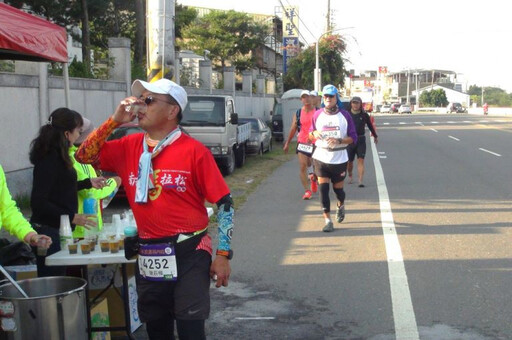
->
xmin=87 ymin=264 xmax=120 ymax=290
xmin=127 ymin=276 xmax=142 ymax=333
xmin=3 ymin=265 xmax=37 ymax=281
xmin=91 ymin=298 xmax=111 ymax=340
xmin=87 ymin=263 xmax=136 ymax=290
xmin=89 ymin=263 xmax=141 ymax=337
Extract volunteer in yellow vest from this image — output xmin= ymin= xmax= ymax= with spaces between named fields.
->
xmin=0 ymin=164 xmax=52 ymax=247
xmin=70 ymin=118 xmax=121 ymax=238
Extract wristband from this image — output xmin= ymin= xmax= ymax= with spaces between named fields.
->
xmin=216 ymin=249 xmax=233 ymax=260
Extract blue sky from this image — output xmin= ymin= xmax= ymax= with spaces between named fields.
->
xmin=181 ymin=0 xmax=512 ymax=92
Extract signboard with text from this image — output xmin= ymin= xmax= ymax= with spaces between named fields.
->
xmin=282 ymin=6 xmax=299 ymax=73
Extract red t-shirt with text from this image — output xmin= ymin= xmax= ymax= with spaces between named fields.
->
xmin=98 ymin=133 xmax=229 ymax=243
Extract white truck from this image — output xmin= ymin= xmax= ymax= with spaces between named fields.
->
xmin=181 ymin=95 xmax=251 ymax=175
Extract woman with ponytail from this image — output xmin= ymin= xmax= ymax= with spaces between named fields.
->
xmin=29 ymin=108 xmax=106 ymax=276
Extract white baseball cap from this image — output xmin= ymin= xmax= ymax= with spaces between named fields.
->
xmin=300 ymin=90 xmax=311 ymax=97
xmin=310 ymin=90 xmax=319 ymax=97
xmin=75 ymin=117 xmax=93 ymax=144
xmin=131 ymin=78 xmax=188 ymax=112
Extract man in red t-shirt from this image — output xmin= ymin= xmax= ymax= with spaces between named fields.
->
xmin=283 ymin=90 xmax=318 ymax=199
xmin=75 ymin=78 xmax=234 ymax=340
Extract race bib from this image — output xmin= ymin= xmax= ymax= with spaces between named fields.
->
xmin=321 ymin=128 xmax=341 ymax=139
xmin=138 ymin=243 xmax=177 ymax=281
xmin=297 ymin=143 xmax=314 ymax=155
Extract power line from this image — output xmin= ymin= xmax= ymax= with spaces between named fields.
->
xmin=277 ymin=0 xmax=310 ymax=45
xmin=282 ymin=0 xmax=316 ymax=44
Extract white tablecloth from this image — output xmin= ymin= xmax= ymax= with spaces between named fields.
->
xmin=46 ymin=247 xmax=135 ymax=266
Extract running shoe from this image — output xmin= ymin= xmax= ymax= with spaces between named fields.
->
xmin=302 ymin=190 xmax=312 ymax=200
xmin=322 ymin=221 xmax=334 ymax=232
xmin=310 ymin=179 xmax=318 ymax=193
xmin=336 ymin=204 xmax=345 ymax=223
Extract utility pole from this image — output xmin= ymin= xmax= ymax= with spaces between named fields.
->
xmin=414 ymin=72 xmax=419 ymax=109
xmin=406 ymin=69 xmax=410 ymax=104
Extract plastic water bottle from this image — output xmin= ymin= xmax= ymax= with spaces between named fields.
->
xmin=112 ymin=214 xmax=123 ymax=238
xmin=101 ymin=186 xmax=119 ymax=209
xmin=124 ymin=225 xmax=139 ymax=260
xmin=59 ymin=215 xmax=73 ymax=250
xmin=83 ymin=196 xmax=97 ymax=215
xmin=83 ymin=195 xmax=98 ymax=232
xmin=124 ymin=226 xmax=137 ymax=238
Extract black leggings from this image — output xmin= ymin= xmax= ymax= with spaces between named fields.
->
xmin=319 ymin=183 xmax=346 ymax=213
xmin=146 ymin=318 xmax=205 ymax=340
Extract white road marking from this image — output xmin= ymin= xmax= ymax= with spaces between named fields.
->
xmin=430 ymin=128 xmax=438 ymax=132
xmin=479 ymin=148 xmax=502 ymax=157
xmin=463 ymin=121 xmax=471 ymax=123
xmin=399 ymin=122 xmax=406 ymax=125
xmin=496 ymin=120 xmax=505 ymax=123
xmin=480 ymin=120 xmax=489 ymax=123
xmin=370 ymin=142 xmax=420 ymax=340
xmin=431 ymin=121 xmax=439 ymax=124
xmin=380 ymin=155 xmax=387 ymax=159
xmin=383 ymin=122 xmax=390 ymax=125
xmin=234 ymin=317 xmax=276 ymax=320
xmin=379 ymin=152 xmax=386 ymax=154
xmin=415 ymin=122 xmax=424 ymax=126
xmin=448 ymin=136 xmax=460 ymax=141
xmin=447 ymin=121 xmax=456 ymax=124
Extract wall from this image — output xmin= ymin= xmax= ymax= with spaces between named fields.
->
xmin=1 ymin=73 xmax=276 ymax=196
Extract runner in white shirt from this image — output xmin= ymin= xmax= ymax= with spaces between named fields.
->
xmin=309 ymin=85 xmax=358 ymax=232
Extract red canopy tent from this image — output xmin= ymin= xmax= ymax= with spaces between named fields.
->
xmin=0 ymin=2 xmax=67 ymax=62
xmin=0 ymin=2 xmax=71 ymax=106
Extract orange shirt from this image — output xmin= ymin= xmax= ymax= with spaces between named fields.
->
xmin=297 ymin=107 xmax=315 ymax=143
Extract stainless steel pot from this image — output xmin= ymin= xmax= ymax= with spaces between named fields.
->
xmin=0 ymin=276 xmax=88 ymax=340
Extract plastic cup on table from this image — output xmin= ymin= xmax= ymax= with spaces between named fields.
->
xmin=80 ymin=240 xmax=91 ymax=254
xmin=68 ymin=242 xmax=78 ymax=254
xmin=36 ymin=238 xmax=48 ymax=256
xmin=99 ymin=238 xmax=110 ymax=252
xmin=109 ymin=239 xmax=120 ymax=254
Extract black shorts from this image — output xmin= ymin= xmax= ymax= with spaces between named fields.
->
xmin=313 ymin=160 xmax=347 ymax=183
xmin=136 ymin=249 xmax=212 ymax=322
xmin=347 ymin=137 xmax=366 ymax=162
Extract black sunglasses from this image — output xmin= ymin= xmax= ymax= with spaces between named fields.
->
xmin=323 ymin=94 xmax=335 ymax=98
xmin=141 ymin=96 xmax=176 ymax=106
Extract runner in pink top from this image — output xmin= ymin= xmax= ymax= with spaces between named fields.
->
xmin=283 ymin=90 xmax=318 ymax=199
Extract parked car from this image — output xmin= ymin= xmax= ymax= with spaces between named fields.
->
xmin=447 ymin=102 xmax=467 ymax=113
xmin=380 ymin=105 xmax=392 ymax=113
xmin=398 ymin=104 xmax=412 ymax=114
xmin=391 ymin=103 xmax=401 ymax=113
xmin=239 ymin=117 xmax=272 ymax=155
xmin=101 ymin=123 xmax=143 ymax=199
xmin=271 ymin=102 xmax=283 ymax=141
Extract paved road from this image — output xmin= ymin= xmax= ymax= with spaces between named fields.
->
xmin=206 ymin=114 xmax=512 ymax=339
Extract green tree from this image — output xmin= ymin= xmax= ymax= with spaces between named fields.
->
xmin=419 ymin=89 xmax=448 ymax=107
xmin=283 ymin=34 xmax=346 ymax=90
xmin=180 ymin=10 xmax=268 ymax=71
xmin=419 ymin=90 xmax=432 ymax=106
xmin=467 ymin=85 xmax=512 ymax=106
xmin=175 ymin=5 xmax=198 ymax=43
